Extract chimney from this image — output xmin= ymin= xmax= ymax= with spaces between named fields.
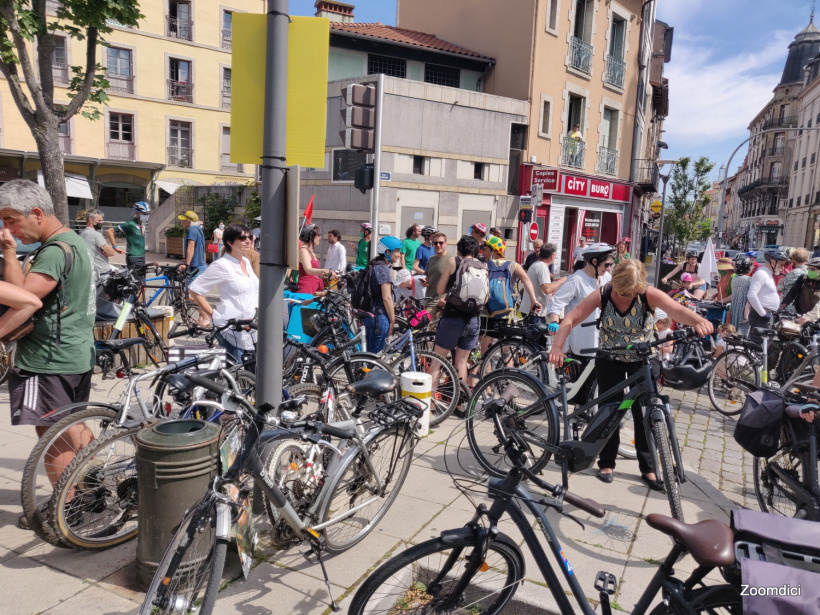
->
xmin=314 ymin=1 xmax=355 ymax=23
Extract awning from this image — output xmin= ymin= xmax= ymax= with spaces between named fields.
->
xmin=36 ymin=170 xmax=93 ymax=200
xmin=155 ymin=180 xmax=182 ymax=195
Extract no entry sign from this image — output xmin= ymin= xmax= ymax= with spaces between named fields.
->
xmin=529 ymin=222 xmax=539 ymax=241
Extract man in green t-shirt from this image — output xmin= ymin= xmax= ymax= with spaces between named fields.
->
xmin=400 ymin=224 xmax=422 ymax=271
xmin=107 ymin=201 xmax=148 ymax=270
xmin=0 ymin=180 xmax=96 ymax=496
xmin=348 ymin=222 xmax=372 ymax=268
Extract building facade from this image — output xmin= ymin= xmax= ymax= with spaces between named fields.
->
xmin=0 ymin=0 xmax=261 ymax=226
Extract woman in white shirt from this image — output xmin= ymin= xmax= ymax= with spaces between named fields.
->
xmin=746 ymin=249 xmax=788 ymax=345
xmin=189 ymin=224 xmax=259 ymax=363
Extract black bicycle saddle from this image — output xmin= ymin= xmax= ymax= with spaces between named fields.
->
xmin=346 ymin=369 xmax=397 ymax=397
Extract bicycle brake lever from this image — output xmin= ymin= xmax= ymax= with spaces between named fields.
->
xmin=558 ymin=507 xmax=586 ymax=531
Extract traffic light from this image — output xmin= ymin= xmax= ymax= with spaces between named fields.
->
xmin=355 ymin=164 xmax=374 ymax=194
xmin=340 ymin=83 xmax=377 ymax=153
xmin=518 ymin=209 xmax=532 ymax=224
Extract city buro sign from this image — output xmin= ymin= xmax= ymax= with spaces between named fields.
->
xmin=524 ymin=165 xmax=633 ymax=204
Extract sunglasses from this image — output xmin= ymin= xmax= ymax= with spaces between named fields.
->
xmin=237 ymin=234 xmax=252 ymax=241
xmin=603 ymin=262 xmax=613 ymax=269
xmin=433 ymin=241 xmax=446 ymax=246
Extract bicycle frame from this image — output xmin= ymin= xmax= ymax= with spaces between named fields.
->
xmin=143 ymin=274 xmax=172 ymax=307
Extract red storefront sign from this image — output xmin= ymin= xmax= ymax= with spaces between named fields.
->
xmin=518 ymin=164 xmax=632 ymax=204
xmin=589 ymin=179 xmax=611 ymax=199
xmin=531 ymin=168 xmax=559 ymax=191
xmin=564 ymin=175 xmax=588 ymax=196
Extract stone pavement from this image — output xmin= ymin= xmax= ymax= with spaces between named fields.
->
xmin=0 ymin=376 xmax=752 ymax=615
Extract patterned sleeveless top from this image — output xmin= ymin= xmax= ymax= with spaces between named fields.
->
xmin=599 ymin=283 xmax=655 ymax=362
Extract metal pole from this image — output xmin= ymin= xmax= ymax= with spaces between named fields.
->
xmin=256 ymin=0 xmax=289 ymax=410
xmin=370 ymin=73 xmax=385 ymax=258
xmin=653 ymin=173 xmax=670 ymax=286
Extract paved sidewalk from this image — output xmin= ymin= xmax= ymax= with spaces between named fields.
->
xmin=0 ymin=376 xmax=752 ymax=615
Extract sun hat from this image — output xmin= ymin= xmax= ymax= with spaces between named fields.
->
xmin=484 ymin=235 xmax=506 ymax=257
xmin=178 ymin=210 xmax=199 ymax=222
xmin=717 ymin=257 xmax=734 ymax=271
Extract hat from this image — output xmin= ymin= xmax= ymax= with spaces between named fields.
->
xmin=579 ymin=236 xmax=587 ymax=242
xmin=484 ymin=235 xmax=506 ymax=256
xmin=621 ymin=237 xmax=631 ymax=244
xmin=717 ymin=257 xmax=734 ymax=271
xmin=472 ymin=223 xmax=488 ymax=235
xmin=178 ymin=210 xmax=199 ymax=222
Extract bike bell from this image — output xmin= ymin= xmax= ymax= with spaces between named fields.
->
xmin=279 ymin=410 xmax=299 ymax=425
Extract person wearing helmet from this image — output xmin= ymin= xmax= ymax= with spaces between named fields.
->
xmin=107 ymin=201 xmax=150 ymax=271
xmin=661 ymin=250 xmax=707 ymax=298
xmin=297 ymin=223 xmax=334 ymax=294
xmin=348 ymin=222 xmax=372 ymax=268
xmin=365 ymin=236 xmax=400 ymax=352
xmin=728 ymin=254 xmax=753 ymax=335
xmin=400 ymin=224 xmax=422 ymax=271
xmin=614 ymin=237 xmax=631 ymax=265
xmin=546 ymin=243 xmax=615 ymax=355
xmin=549 ymin=260 xmax=712 ymax=488
xmin=412 ymin=226 xmax=436 ymax=274
xmin=747 ymin=249 xmax=789 ymax=344
xmin=781 ymin=255 xmax=820 ymax=325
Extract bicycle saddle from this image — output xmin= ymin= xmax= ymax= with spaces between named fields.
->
xmin=645 ymin=514 xmax=734 ymax=567
xmin=346 ymin=369 xmax=397 ymax=397
xmin=95 ymin=337 xmax=145 ymax=351
xmin=752 ymin=327 xmax=777 ymax=338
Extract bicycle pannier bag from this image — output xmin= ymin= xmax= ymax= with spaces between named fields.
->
xmin=446 ymin=256 xmax=488 ymax=316
xmin=741 ymin=558 xmax=820 ymax=615
xmin=733 ymin=389 xmax=785 ymax=458
xmin=486 ymin=260 xmax=515 ymax=319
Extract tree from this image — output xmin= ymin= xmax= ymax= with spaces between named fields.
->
xmin=0 ymin=1 xmax=143 ymax=223
xmin=666 ymin=156 xmax=715 ymax=256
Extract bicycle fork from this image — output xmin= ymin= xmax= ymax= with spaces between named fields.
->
xmin=643 ymin=401 xmax=687 ymax=484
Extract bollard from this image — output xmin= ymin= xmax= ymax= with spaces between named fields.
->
xmin=135 ymin=419 xmax=221 ymax=590
xmin=400 ymin=372 xmax=432 ymax=437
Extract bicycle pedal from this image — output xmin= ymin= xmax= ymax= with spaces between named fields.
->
xmin=594 ymin=571 xmax=617 ymax=595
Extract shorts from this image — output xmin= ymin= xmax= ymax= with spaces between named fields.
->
xmin=435 ymin=314 xmax=479 ymax=351
xmin=9 ymin=368 xmax=93 ymax=426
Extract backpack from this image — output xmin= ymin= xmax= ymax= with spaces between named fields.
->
xmin=446 ymin=256 xmax=489 ymax=316
xmin=486 ymin=260 xmax=516 ymax=319
xmin=349 ymin=263 xmax=374 ymax=313
xmin=734 ymin=389 xmax=785 ymax=457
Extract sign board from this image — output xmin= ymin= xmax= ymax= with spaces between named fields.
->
xmin=531 ymin=183 xmax=544 ymax=206
xmin=715 ymin=250 xmax=725 ymax=259
xmin=380 ymin=171 xmax=391 ymax=181
xmin=650 ymin=200 xmax=663 ymax=214
xmin=519 ymin=196 xmax=533 ymax=210
xmin=378 ymin=224 xmax=391 ymax=235
xmin=532 ymin=167 xmax=559 ymax=191
xmin=547 ymin=204 xmax=566 ymax=271
xmin=529 ymin=222 xmax=539 ymax=241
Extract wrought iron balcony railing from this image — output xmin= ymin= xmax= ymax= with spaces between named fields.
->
xmin=220 ymin=154 xmax=243 ymax=174
xmin=166 ymin=16 xmax=193 ymax=41
xmin=560 ymin=138 xmax=586 ymax=169
xmin=568 ymin=36 xmax=593 ymax=75
xmin=769 ymin=146 xmax=785 ymax=156
xmin=167 ymin=79 xmax=193 ymax=103
xmin=52 ymin=63 xmax=69 ymax=84
xmin=221 ymin=29 xmax=232 ymax=50
xmin=167 ymin=146 xmax=193 ymax=168
xmin=105 ymin=72 xmax=134 ymax=94
xmin=596 ymin=146 xmax=618 ymax=175
xmin=221 ymin=87 xmax=231 ymax=109
xmin=632 ymin=159 xmax=659 ymax=193
xmin=604 ymin=55 xmax=626 ymax=88
xmin=107 ymin=141 xmax=135 ymax=160
xmin=762 ymin=115 xmax=798 ymax=129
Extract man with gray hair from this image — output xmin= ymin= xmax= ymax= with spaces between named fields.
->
xmin=0 ymin=180 xmax=95 ymax=503
xmin=521 ymin=243 xmax=566 ymax=321
xmin=523 ymin=238 xmax=543 ymax=271
xmin=80 ymin=209 xmax=117 ymax=293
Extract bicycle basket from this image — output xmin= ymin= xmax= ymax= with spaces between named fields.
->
xmin=734 ymin=389 xmax=784 ymax=457
xmin=300 ymin=308 xmax=321 ymax=339
xmin=368 ymin=398 xmax=425 ymax=428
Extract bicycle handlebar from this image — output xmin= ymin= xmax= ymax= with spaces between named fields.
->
xmin=579 ymin=329 xmax=696 ymax=355
xmin=561 ymin=490 xmax=607 ymax=518
xmin=285 ymin=418 xmax=356 ymax=440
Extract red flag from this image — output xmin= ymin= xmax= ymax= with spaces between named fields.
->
xmin=304 ymin=196 xmax=314 ymax=224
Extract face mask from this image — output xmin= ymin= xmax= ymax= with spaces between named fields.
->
xmin=139 ymin=214 xmax=149 ymax=223
xmin=219 ymin=224 xmax=224 ymax=230
xmin=808 ymin=270 xmax=820 ymax=280
xmin=93 ymin=222 xmax=103 ymax=230
xmin=715 ymin=334 xmax=722 ymax=342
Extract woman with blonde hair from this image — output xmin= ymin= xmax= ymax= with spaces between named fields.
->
xmin=549 ymin=259 xmax=712 ymax=488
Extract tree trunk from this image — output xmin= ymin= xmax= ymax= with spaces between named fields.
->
xmin=33 ymin=128 xmax=69 ymax=224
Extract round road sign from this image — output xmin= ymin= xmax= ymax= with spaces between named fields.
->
xmin=529 ymin=222 xmax=539 ymax=241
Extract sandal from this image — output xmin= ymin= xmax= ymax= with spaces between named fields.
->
xmin=641 ymin=474 xmax=664 ymax=492
xmin=596 ymin=469 xmax=614 ymax=484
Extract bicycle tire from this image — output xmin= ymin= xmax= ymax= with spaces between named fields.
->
xmin=140 ymin=498 xmax=226 ymax=615
xmin=753 ymin=445 xmax=815 ymax=518
xmin=50 ymin=425 xmax=141 ymax=550
xmin=466 ymin=369 xmax=559 ymax=478
xmin=178 ymin=299 xmax=209 ymax=329
xmin=319 ymin=423 xmax=416 ymax=552
xmin=325 ymin=354 xmax=397 ymax=414
xmin=478 ymin=339 xmax=546 ymax=382
xmin=647 ymin=584 xmax=742 ymax=614
xmin=20 ymin=404 xmax=119 ymax=547
xmin=651 ymin=418 xmax=684 ymax=521
xmin=348 ymin=533 xmax=524 ymax=615
xmin=707 ymin=351 xmax=759 ymax=416
xmin=262 ymin=439 xmax=316 ymax=550
xmin=390 ymin=350 xmax=459 ymax=425
xmin=134 ymin=310 xmax=167 ymax=366
xmin=0 ymin=340 xmax=13 ymax=385
xmin=284 ymin=382 xmax=353 ymax=422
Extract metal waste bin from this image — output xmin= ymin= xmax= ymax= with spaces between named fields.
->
xmin=135 ymin=419 xmax=221 ymax=589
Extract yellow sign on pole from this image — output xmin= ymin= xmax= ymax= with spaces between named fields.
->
xmin=650 ymin=200 xmax=663 ymax=214
xmin=231 ymin=15 xmax=329 ymax=167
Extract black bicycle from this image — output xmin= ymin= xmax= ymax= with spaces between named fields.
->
xmin=349 ymin=401 xmax=741 ymax=614
xmin=466 ymin=330 xmax=694 ymax=520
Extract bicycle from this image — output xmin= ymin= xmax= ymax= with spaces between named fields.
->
xmin=139 ymin=366 xmax=424 ymax=615
xmin=466 ymin=330 xmax=694 ymax=520
xmin=349 ymin=402 xmax=741 ymax=615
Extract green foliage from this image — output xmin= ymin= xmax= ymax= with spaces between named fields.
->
xmin=198 ymin=191 xmax=238 ymax=242
xmin=165 ymin=225 xmax=184 ymax=238
xmin=244 ymin=183 xmax=262 ymax=226
xmin=67 ymin=63 xmax=110 ymax=120
xmin=666 ymin=156 xmax=716 ymax=255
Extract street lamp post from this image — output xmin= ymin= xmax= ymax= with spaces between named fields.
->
xmin=653 ymin=170 xmax=673 ymax=285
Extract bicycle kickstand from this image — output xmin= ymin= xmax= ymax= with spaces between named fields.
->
xmin=310 ymin=545 xmax=340 ymax=612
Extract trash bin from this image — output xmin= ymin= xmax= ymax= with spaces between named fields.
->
xmin=135 ymin=419 xmax=221 ymax=589
xmin=400 ymin=372 xmax=432 ymax=437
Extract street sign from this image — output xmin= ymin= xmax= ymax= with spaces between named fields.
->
xmin=650 ymin=200 xmax=663 ymax=214
xmin=529 ymin=222 xmax=539 ymax=241
xmin=380 ymin=171 xmax=391 ymax=181
xmin=531 ymin=183 xmax=543 ymax=207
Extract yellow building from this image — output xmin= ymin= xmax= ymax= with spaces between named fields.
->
xmin=0 ymin=0 xmax=263 ymax=230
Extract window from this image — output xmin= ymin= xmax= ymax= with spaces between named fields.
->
xmin=413 ymin=155 xmax=425 ymax=175
xmin=540 ymin=98 xmax=551 ymax=136
xmin=816 ymin=191 xmax=820 ymax=204
xmin=810 ymin=119 xmax=814 ymax=128
xmin=546 ymin=0 xmax=559 ymax=33
xmin=424 ymin=63 xmax=460 ymax=88
xmin=367 ymin=54 xmax=406 ymax=78
xmin=803 ymin=157 xmax=807 ymax=168
xmin=797 ymin=196 xmax=802 ymax=206
xmin=57 ymin=121 xmax=70 ymax=154
xmin=790 ymin=198 xmax=794 ymax=207
xmin=167 ymin=1 xmax=192 ymax=40
xmin=567 ymin=94 xmax=585 ymax=133
xmin=106 ymin=47 xmax=133 ymax=93
xmin=770 ymin=161 xmax=781 ymax=181
xmin=108 ymin=113 xmax=134 ymax=160
xmin=51 ymin=37 xmax=68 ymax=84
xmin=597 ymin=108 xmax=618 ymax=175
xmin=573 ymin=0 xmax=594 ymax=42
xmin=221 ymin=67 xmax=231 ymax=109
xmin=474 ymin=162 xmax=484 ymax=180
xmin=806 ymin=194 xmax=811 ymax=206
xmin=220 ymin=126 xmax=242 ymax=173
xmin=813 ymin=153 xmax=817 ymax=165
xmin=332 ymin=149 xmax=366 ymax=181
xmin=168 ymin=58 xmax=193 ymax=102
xmin=222 ymin=11 xmax=232 ymax=49
xmin=795 ymin=161 xmax=799 ymax=171
xmin=168 ymin=120 xmax=192 ymax=167
xmin=816 ymin=112 xmax=820 ymax=124
xmin=609 ymin=16 xmax=626 ymax=60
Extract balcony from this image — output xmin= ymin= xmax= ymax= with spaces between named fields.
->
xmin=596 ymin=146 xmax=618 ymax=176
xmin=221 ymin=87 xmax=231 ymax=109
xmin=632 ymin=159 xmax=659 ymax=193
xmin=769 ymin=145 xmax=785 ymax=156
xmin=603 ymin=55 xmax=626 ymax=88
xmin=167 ymin=79 xmax=193 ymax=103
xmin=221 ymin=29 xmax=232 ymax=50
xmin=166 ymin=16 xmax=192 ymax=41
xmin=763 ymin=115 xmax=798 ymax=129
xmin=760 ymin=174 xmax=788 ymax=188
xmin=167 ymin=146 xmax=193 ymax=168
xmin=107 ymin=141 xmax=135 ymax=161
xmin=52 ymin=63 xmax=69 ymax=85
xmin=560 ymin=138 xmax=586 ymax=169
xmin=220 ymin=154 xmax=243 ymax=174
xmin=105 ymin=72 xmax=134 ymax=94
xmin=568 ymin=36 xmax=593 ymax=75
xmin=58 ymin=134 xmax=71 ymax=154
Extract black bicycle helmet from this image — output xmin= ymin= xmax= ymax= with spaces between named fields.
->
xmin=764 ymin=249 xmax=789 ymax=262
xmin=299 ymin=223 xmax=319 ymax=245
xmin=660 ymin=357 xmax=714 ymax=390
xmin=733 ymin=254 xmax=753 ymax=275
xmin=420 ymin=225 xmax=436 ymax=238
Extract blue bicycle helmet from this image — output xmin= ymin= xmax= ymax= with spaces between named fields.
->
xmin=377 ymin=236 xmax=402 ymax=258
xmin=745 ymin=250 xmax=757 ymax=259
xmin=134 ymin=201 xmax=150 ymax=214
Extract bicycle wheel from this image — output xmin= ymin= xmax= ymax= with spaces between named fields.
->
xmin=20 ymin=404 xmax=119 ymax=547
xmin=753 ymin=445 xmax=814 ymax=518
xmin=391 ymin=350 xmax=459 ymax=426
xmin=0 ymin=340 xmax=13 ymax=385
xmin=50 ymin=425 xmax=141 ymax=550
xmin=707 ymin=351 xmax=759 ymax=416
xmin=777 ymin=342 xmax=809 ymax=386
xmin=651 ymin=417 xmax=684 ymax=521
xmin=285 ymin=382 xmax=353 ymax=422
xmin=413 ymin=330 xmax=438 ymax=353
xmin=348 ymin=533 xmax=524 ymax=615
xmin=478 ymin=339 xmax=546 ymax=382
xmin=466 ymin=369 xmax=559 ymax=478
xmin=326 ymin=354 xmax=397 ymax=415
xmin=134 ymin=311 xmax=167 ymax=366
xmin=140 ymin=497 xmax=226 ymax=615
xmin=178 ymin=299 xmax=209 ymax=329
xmin=319 ymin=423 xmax=416 ymax=552
xmin=647 ymin=584 xmax=742 ymax=614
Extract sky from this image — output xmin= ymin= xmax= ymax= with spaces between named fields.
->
xmin=292 ymin=0 xmax=817 ymax=179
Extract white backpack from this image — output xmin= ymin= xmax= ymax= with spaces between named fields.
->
xmin=447 ymin=257 xmax=489 ymax=315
